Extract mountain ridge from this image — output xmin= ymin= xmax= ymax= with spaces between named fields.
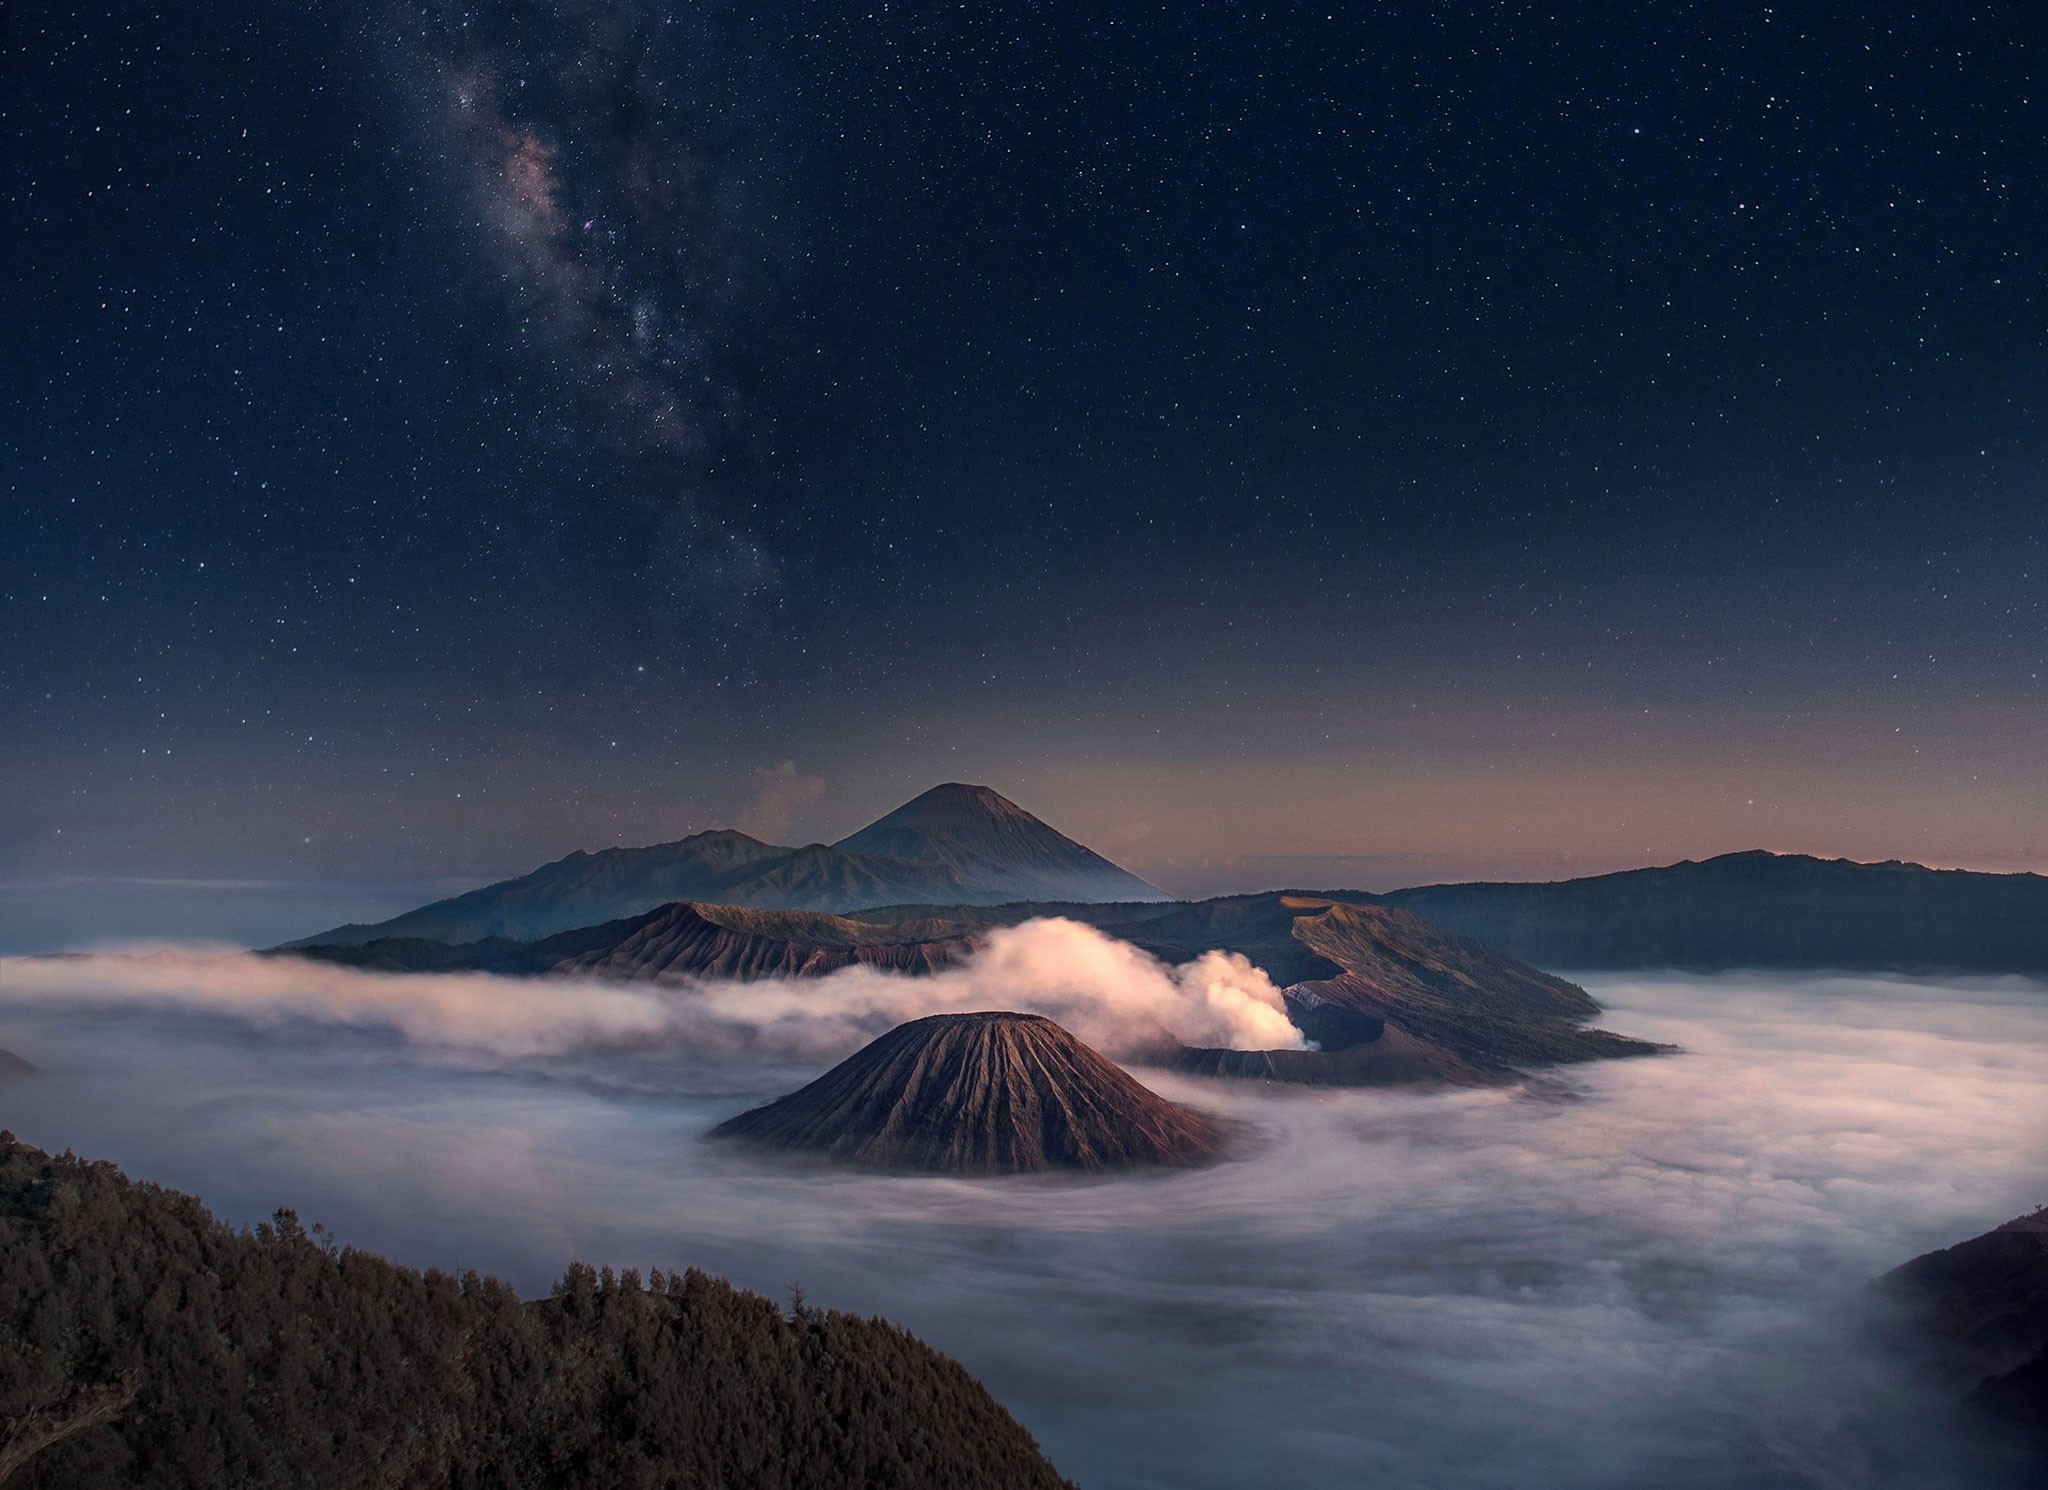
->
xmin=1376 ymin=850 xmax=2048 ymax=971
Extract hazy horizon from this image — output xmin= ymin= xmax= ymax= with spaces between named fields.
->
xmin=9 ymin=812 xmax=2048 ymax=957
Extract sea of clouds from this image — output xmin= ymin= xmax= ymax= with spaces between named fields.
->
xmin=0 ymin=943 xmax=2043 ymax=1488
xmin=0 ymin=918 xmax=1299 ymax=1067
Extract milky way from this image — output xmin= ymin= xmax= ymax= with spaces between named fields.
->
xmin=414 ymin=0 xmax=782 ymax=601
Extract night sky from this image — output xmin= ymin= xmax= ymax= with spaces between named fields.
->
xmin=5 ymin=2 xmax=2045 ymax=944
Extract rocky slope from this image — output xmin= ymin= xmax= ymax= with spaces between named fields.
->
xmin=710 ymin=1012 xmax=1222 ymax=1174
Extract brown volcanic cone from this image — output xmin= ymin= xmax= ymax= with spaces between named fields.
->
xmin=710 ymin=1012 xmax=1222 ymax=1174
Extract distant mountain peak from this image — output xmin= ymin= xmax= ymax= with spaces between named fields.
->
xmin=833 ymin=784 xmax=1171 ymax=904
xmin=877 ymin=782 xmax=1034 ymax=822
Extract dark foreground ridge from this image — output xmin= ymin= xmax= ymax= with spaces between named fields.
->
xmin=1881 ymin=1205 xmax=2048 ymax=1459
xmin=0 ymin=1134 xmax=1073 ymax=1490
xmin=712 ymin=1011 xmax=1223 ymax=1173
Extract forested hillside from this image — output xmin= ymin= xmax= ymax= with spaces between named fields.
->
xmin=0 ymin=1135 xmax=1072 ymax=1489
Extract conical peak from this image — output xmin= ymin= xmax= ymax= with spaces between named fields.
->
xmin=710 ymin=1011 xmax=1222 ymax=1173
xmin=866 ymin=783 xmax=1032 ymax=828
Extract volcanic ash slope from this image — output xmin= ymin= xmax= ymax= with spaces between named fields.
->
xmin=709 ymin=1011 xmax=1222 ymax=1175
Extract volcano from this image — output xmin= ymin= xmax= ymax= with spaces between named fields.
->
xmin=709 ymin=1011 xmax=1221 ymax=1174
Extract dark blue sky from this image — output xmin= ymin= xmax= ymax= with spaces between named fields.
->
xmin=5 ymin=1 xmax=2044 ymax=935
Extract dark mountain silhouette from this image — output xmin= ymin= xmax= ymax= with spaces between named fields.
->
xmin=1109 ymin=893 xmax=1666 ymax=1082
xmin=833 ymin=784 xmax=1170 ymax=903
xmin=868 ymin=853 xmax=2048 ymax=976
xmin=711 ymin=1012 xmax=1222 ymax=1173
xmin=0 ymin=1133 xmax=1074 ymax=1489
xmin=0 ymin=1049 xmax=32 ymax=1078
xmin=287 ymin=784 xmax=1165 ymax=948
xmin=1881 ymin=1207 xmax=2048 ymax=1454
xmin=285 ymin=833 xmax=973 ymax=947
xmin=284 ymin=903 xmax=977 ymax=981
xmin=1378 ymin=851 xmax=2048 ymax=972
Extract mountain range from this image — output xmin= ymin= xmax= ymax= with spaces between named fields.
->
xmin=285 ymin=787 xmax=2048 ymax=980
xmin=287 ymin=784 xmax=1167 ymax=947
xmin=855 ymin=850 xmax=2048 ymax=975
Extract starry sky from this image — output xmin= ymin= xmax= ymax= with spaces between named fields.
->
xmin=5 ymin=2 xmax=2045 ymax=944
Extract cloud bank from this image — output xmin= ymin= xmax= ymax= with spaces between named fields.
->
xmin=0 ymin=967 xmax=2042 ymax=1488
xmin=0 ymin=917 xmax=1300 ymax=1066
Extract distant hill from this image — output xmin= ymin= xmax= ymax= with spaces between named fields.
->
xmin=0 ymin=1134 xmax=1074 ymax=1489
xmin=850 ymin=850 xmax=2048 ymax=976
xmin=711 ymin=1012 xmax=1222 ymax=1174
xmin=1378 ymin=851 xmax=2048 ymax=972
xmin=833 ymin=784 xmax=1170 ymax=904
xmin=0 ymin=1050 xmax=32 ymax=1078
xmin=286 ymin=784 xmax=1165 ymax=948
xmin=1114 ymin=894 xmax=1667 ymax=1083
xmin=1881 ymin=1207 xmax=2048 ymax=1456
xmin=284 ymin=902 xmax=978 ymax=981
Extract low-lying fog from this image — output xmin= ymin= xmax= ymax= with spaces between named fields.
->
xmin=2 ymin=946 xmax=2044 ymax=1488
